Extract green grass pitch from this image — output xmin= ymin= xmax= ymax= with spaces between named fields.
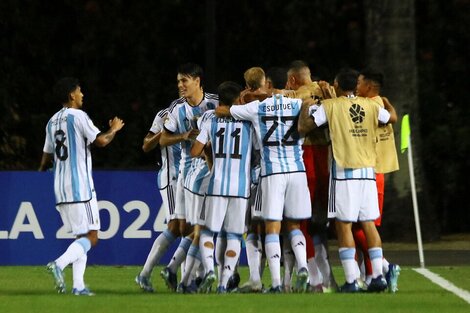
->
xmin=0 ymin=266 xmax=469 ymax=313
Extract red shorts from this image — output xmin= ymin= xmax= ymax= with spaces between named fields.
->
xmin=302 ymin=145 xmax=329 ymax=212
xmin=375 ymin=173 xmax=384 ymax=226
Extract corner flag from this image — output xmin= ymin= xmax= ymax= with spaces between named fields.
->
xmin=401 ymin=114 xmax=410 ymax=153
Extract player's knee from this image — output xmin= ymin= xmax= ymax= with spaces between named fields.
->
xmin=203 ymin=241 xmax=214 ymax=249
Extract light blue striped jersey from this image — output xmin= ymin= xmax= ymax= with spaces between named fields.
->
xmin=43 ymin=107 xmax=100 ymax=204
xmin=196 ymin=109 xmax=254 ymax=198
xmin=230 ymin=94 xmax=305 ymax=177
xmin=149 ymin=108 xmax=181 ymax=189
xmin=183 ymin=157 xmax=210 ymax=196
xmin=164 ymin=93 xmax=218 ymax=177
xmin=330 ymin=159 xmax=376 ymax=180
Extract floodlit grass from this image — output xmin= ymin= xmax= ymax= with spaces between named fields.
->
xmin=0 ymin=266 xmax=469 ymax=313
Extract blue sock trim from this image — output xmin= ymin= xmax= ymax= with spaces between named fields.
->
xmin=288 ymin=229 xmax=303 ymax=241
xmin=180 ymin=237 xmax=192 ymax=252
xmin=339 ymin=247 xmax=355 ymax=260
xmin=162 ymin=229 xmax=176 ymax=242
xmin=246 ymin=233 xmax=258 ymax=241
xmin=368 ymin=247 xmax=383 ymax=260
xmin=226 ymin=233 xmax=242 ymax=241
xmin=188 ymin=244 xmax=199 ymax=257
xmin=313 ymin=235 xmax=322 ymax=245
xmin=201 ymin=229 xmax=214 ymax=237
xmin=265 ymin=234 xmax=280 ymax=244
xmin=76 ymin=237 xmax=91 ymax=253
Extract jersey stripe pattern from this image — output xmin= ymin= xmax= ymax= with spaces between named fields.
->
xmin=204 ymin=113 xmax=253 ymax=198
xmin=230 ymin=95 xmax=304 ymax=177
xmin=330 ymin=159 xmax=376 ymax=180
xmin=43 ymin=107 xmax=100 ymax=204
xmin=150 ymin=108 xmax=181 ymax=189
xmin=164 ymin=93 xmax=218 ymax=177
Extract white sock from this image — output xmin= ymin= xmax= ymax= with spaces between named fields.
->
xmin=72 ymin=254 xmax=87 ymax=290
xmin=141 ymin=229 xmax=175 ymax=277
xmin=215 ymin=232 xmax=227 ymax=284
xmin=339 ymin=247 xmax=357 ymax=284
xmin=246 ymin=233 xmax=262 ymax=283
xmin=56 ymin=237 xmax=91 ymax=270
xmin=199 ymin=230 xmax=215 ymax=274
xmin=167 ymin=236 xmax=191 ymax=274
xmin=368 ymin=247 xmax=383 ymax=278
xmin=282 ymin=233 xmax=295 ymax=288
xmin=265 ymin=234 xmax=281 ymax=288
xmin=289 ymin=229 xmax=307 ymax=270
xmin=382 ymin=257 xmax=390 ymax=274
xmin=220 ymin=234 xmax=241 ymax=288
xmin=314 ymin=237 xmax=333 ymax=287
xmin=307 ymin=257 xmax=323 ymax=287
xmin=181 ymin=244 xmax=199 ymax=285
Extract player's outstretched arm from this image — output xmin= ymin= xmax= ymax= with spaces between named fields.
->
xmin=298 ymin=99 xmax=318 ymax=136
xmin=94 ymin=117 xmax=125 ymax=147
xmin=142 ymin=131 xmax=161 ymax=152
xmin=160 ymin=128 xmax=199 ymax=147
xmin=190 ymin=140 xmax=205 ymax=158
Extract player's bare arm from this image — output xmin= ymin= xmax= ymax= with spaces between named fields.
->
xmin=190 ymin=140 xmax=205 ymax=158
xmin=160 ymin=128 xmax=199 ymax=147
xmin=38 ymin=153 xmax=53 ymax=171
xmin=142 ymin=131 xmax=161 ymax=152
xmin=94 ymin=117 xmax=125 ymax=147
xmin=318 ymin=80 xmax=335 ymax=99
xmin=381 ymin=97 xmax=398 ymax=124
xmin=298 ymin=99 xmax=318 ymax=135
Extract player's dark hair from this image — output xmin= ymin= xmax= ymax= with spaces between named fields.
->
xmin=335 ymin=68 xmax=359 ymax=92
xmin=53 ymin=77 xmax=80 ymax=105
xmin=360 ymin=67 xmax=384 ymax=88
xmin=177 ymin=63 xmax=204 ymax=88
xmin=266 ymin=67 xmax=288 ymax=89
xmin=288 ymin=60 xmax=309 ymax=73
xmin=217 ymin=81 xmax=242 ymax=106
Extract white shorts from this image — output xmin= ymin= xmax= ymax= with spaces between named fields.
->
xmin=174 ymin=174 xmax=186 ymax=220
xmin=184 ymin=189 xmax=205 ymax=225
xmin=201 ymin=196 xmax=248 ymax=234
xmin=159 ymin=182 xmax=177 ymax=221
xmin=260 ymin=172 xmax=312 ymax=221
xmin=327 ymin=179 xmax=379 ymax=222
xmin=57 ymin=192 xmax=100 ymax=236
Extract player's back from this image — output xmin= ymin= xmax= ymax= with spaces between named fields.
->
xmin=45 ymin=107 xmax=98 ymax=204
xmin=255 ymin=94 xmax=304 ymax=176
xmin=206 ymin=114 xmax=253 ymax=198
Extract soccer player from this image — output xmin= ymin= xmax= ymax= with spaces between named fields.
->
xmin=240 ymin=67 xmax=269 ymax=104
xmin=286 ymin=60 xmax=336 ymax=292
xmin=354 ymin=68 xmax=401 ymax=292
xmin=192 ymin=81 xmax=254 ymax=293
xmin=39 ymin=77 xmax=124 ymax=295
xmin=298 ymin=68 xmax=397 ymax=293
xmin=135 ymin=108 xmax=182 ymax=292
xmin=215 ymin=67 xmax=312 ymax=293
xmin=159 ymin=63 xmax=218 ymax=290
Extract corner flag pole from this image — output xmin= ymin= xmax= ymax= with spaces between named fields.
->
xmin=401 ymin=114 xmax=425 ymax=268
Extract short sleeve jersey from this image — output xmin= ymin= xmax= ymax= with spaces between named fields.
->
xmin=229 ymin=94 xmax=305 ymax=177
xmin=43 ymin=107 xmax=100 ymax=204
xmin=164 ymin=93 xmax=218 ymax=176
xmin=197 ymin=109 xmax=254 ymax=198
xmin=149 ymin=109 xmax=181 ymax=189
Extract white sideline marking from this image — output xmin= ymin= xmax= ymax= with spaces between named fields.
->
xmin=414 ymin=268 xmax=470 ymax=304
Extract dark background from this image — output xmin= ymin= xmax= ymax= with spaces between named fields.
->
xmin=1 ymin=0 xmax=468 ymax=239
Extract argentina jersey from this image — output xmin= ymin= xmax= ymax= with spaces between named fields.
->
xmin=331 ymin=159 xmax=376 ymax=180
xmin=164 ymin=93 xmax=218 ymax=177
xmin=202 ymin=113 xmax=253 ymax=198
xmin=230 ymin=94 xmax=305 ymax=177
xmin=184 ymin=157 xmax=210 ymax=196
xmin=149 ymin=109 xmax=181 ymax=190
xmin=43 ymin=107 xmax=100 ymax=204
